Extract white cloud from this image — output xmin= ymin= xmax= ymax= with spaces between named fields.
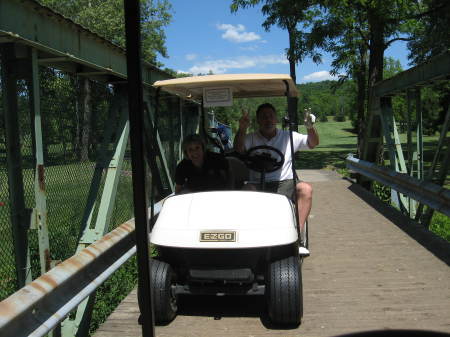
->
xmin=185 ymin=53 xmax=197 ymax=61
xmin=189 ymin=55 xmax=288 ymax=74
xmin=239 ymin=45 xmax=259 ymax=51
xmin=302 ymin=71 xmax=337 ymax=82
xmin=217 ymin=23 xmax=261 ymax=43
xmin=177 ymin=70 xmax=192 ymax=76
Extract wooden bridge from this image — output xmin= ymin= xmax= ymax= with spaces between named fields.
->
xmin=94 ymin=170 xmax=450 ymax=337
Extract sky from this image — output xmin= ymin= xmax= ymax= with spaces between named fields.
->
xmin=157 ymin=0 xmax=410 ymax=84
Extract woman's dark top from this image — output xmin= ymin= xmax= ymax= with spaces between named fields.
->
xmin=175 ymin=152 xmax=229 ymax=192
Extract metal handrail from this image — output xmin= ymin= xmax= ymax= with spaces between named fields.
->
xmin=0 ymin=200 xmax=166 ymax=337
xmin=346 ymin=154 xmax=450 ymax=217
xmin=0 ymin=221 xmax=134 ymax=337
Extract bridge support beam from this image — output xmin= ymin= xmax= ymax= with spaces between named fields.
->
xmin=29 ymin=48 xmax=52 ymax=276
xmin=0 ymin=43 xmax=31 ymax=288
xmin=60 ymin=85 xmax=130 ymax=337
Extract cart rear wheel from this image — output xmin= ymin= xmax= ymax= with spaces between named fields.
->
xmin=267 ymin=256 xmax=303 ymax=325
xmin=151 ymin=259 xmax=178 ymax=324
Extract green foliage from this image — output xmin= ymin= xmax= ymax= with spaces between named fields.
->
xmin=305 ymin=0 xmax=424 ymax=140
xmin=89 ymin=256 xmax=139 ymax=335
xmin=371 ymin=181 xmax=392 ymax=204
xmin=334 ymin=110 xmax=346 ymax=122
xmin=37 ymin=69 xmax=114 ymax=163
xmin=213 ymin=96 xmax=287 ymax=133
xmin=383 ymin=57 xmax=408 ymax=125
xmin=407 ymin=0 xmax=450 ymax=64
xmin=421 ymin=83 xmax=450 ymax=135
xmin=383 ymin=57 xmax=404 ymax=79
xmin=429 ymin=212 xmax=450 ymax=242
xmin=298 ymin=80 xmax=355 ymax=125
xmin=38 ymin=0 xmax=173 ymax=64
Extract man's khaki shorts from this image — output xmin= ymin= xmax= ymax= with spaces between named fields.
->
xmin=247 ymin=179 xmax=297 ymax=200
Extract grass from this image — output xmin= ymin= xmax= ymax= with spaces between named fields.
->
xmin=295 ymin=119 xmax=357 ymax=174
xmin=430 ymin=212 xmax=450 ymax=242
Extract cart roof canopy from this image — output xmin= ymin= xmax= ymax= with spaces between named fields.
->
xmin=153 ymin=73 xmax=298 ymax=100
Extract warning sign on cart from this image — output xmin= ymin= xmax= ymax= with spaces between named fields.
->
xmin=203 ymin=87 xmax=233 ymax=107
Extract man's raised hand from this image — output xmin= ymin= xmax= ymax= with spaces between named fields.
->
xmin=304 ymin=108 xmax=316 ymax=129
xmin=239 ymin=109 xmax=250 ymax=131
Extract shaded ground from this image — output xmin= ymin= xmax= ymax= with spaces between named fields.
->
xmin=295 ymin=149 xmax=353 ymax=170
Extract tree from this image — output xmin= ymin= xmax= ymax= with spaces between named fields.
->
xmin=383 ymin=57 xmax=407 ymax=126
xmin=306 ymin=1 xmax=424 ymax=164
xmin=231 ymin=0 xmax=321 ymax=126
xmin=407 ymin=0 xmax=450 ymax=136
xmin=39 ymin=0 xmax=172 ymax=64
xmin=38 ymin=0 xmax=172 ymax=160
xmin=307 ymin=3 xmax=369 ymax=133
xmin=407 ymin=0 xmax=450 ymax=65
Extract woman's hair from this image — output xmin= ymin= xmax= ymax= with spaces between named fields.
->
xmin=182 ymin=134 xmax=205 ymax=157
xmin=256 ymin=103 xmax=276 ymax=118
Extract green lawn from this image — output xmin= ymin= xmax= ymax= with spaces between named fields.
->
xmin=295 ymin=119 xmax=357 ymax=172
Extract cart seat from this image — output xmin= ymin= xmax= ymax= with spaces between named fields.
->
xmin=226 ymin=156 xmax=249 ymax=190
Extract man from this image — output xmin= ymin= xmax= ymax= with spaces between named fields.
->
xmin=234 ymin=103 xmax=319 ymax=255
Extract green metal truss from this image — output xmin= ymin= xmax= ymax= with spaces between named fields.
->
xmin=362 ymin=51 xmax=450 ymax=225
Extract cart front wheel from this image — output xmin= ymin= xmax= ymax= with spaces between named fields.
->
xmin=267 ymin=256 xmax=303 ymax=325
xmin=151 ymin=259 xmax=178 ymax=324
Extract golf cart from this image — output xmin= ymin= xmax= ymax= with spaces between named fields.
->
xmin=150 ymin=74 xmax=306 ymax=325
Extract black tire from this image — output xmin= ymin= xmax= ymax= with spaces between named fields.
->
xmin=267 ymin=256 xmax=303 ymax=325
xmin=151 ymin=259 xmax=178 ymax=324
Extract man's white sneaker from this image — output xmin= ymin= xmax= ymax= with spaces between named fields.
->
xmin=299 ymin=246 xmax=310 ymax=257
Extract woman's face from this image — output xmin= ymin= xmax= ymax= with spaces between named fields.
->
xmin=185 ymin=142 xmax=204 ymax=167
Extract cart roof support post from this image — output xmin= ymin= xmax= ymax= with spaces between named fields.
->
xmin=123 ymin=1 xmax=155 ymax=336
xmin=284 ymin=80 xmax=301 ymax=241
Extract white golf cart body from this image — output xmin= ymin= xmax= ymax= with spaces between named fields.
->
xmin=151 ymin=191 xmax=298 ymax=249
xmin=150 ymin=74 xmax=303 ymax=325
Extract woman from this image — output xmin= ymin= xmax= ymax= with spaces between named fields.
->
xmin=175 ymin=134 xmax=229 ymax=194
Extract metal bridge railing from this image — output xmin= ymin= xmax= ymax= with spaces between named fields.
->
xmin=359 ymin=51 xmax=450 ymax=224
xmin=0 ymin=200 xmax=165 ymax=337
xmin=346 ymin=154 xmax=450 ymax=217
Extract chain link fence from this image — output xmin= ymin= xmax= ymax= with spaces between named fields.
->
xmin=0 ymin=64 xmax=125 ymax=293
xmin=0 ymin=85 xmax=16 ymax=298
xmin=0 ymin=57 xmax=191 ymax=334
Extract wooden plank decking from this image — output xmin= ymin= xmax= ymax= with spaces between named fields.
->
xmin=94 ymin=170 xmax=450 ymax=337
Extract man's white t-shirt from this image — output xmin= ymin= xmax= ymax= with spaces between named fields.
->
xmin=243 ymin=129 xmax=309 ymax=183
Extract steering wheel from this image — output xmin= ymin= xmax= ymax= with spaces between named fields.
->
xmin=245 ymin=145 xmax=285 ymax=173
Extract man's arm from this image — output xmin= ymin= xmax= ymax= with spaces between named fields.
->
xmin=304 ymin=108 xmax=319 ymax=149
xmin=234 ymin=110 xmax=250 ymax=154
xmin=306 ymin=126 xmax=319 ymax=148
